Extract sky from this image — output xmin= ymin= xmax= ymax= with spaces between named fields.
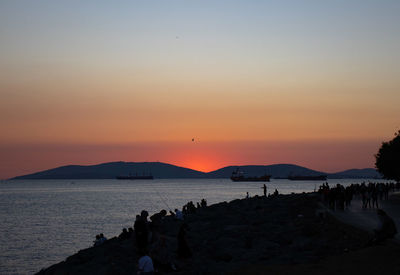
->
xmin=1 ymin=0 xmax=399 ymax=178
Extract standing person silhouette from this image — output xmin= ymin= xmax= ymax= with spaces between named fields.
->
xmin=263 ymin=184 xmax=267 ymax=197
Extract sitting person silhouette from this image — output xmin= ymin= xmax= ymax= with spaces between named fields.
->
xmin=373 ymin=209 xmax=397 ymax=242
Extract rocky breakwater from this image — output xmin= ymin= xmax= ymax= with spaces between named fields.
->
xmin=36 ymin=193 xmax=395 ymax=274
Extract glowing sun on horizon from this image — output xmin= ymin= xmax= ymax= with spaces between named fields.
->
xmin=174 ymin=156 xmax=223 ymax=173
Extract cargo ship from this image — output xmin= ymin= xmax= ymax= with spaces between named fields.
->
xmin=230 ymin=168 xmax=271 ymax=182
xmin=116 ymin=173 xmax=153 ymax=180
xmin=288 ymin=175 xmax=327 ymax=181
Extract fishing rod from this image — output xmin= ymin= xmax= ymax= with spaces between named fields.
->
xmin=156 ymin=190 xmax=173 ymax=212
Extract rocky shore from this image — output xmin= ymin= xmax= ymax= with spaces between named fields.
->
xmin=36 ymin=193 xmax=400 ymax=275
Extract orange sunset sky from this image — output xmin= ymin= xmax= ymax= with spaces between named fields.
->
xmin=1 ymin=1 xmax=399 ymax=179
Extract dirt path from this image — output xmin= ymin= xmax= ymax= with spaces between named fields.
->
xmin=324 ymin=192 xmax=400 ymax=241
xmin=231 ymin=192 xmax=400 ymax=275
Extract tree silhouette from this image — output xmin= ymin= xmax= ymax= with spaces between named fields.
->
xmin=375 ymin=130 xmax=400 ymax=182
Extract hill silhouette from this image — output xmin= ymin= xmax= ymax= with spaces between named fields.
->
xmin=12 ymin=162 xmax=206 ymax=179
xmin=207 ymin=164 xmax=326 ymax=178
xmin=328 ymin=168 xmax=382 ymax=179
xmin=11 ymin=162 xmax=381 ymax=179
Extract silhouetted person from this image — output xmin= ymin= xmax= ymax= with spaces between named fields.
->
xmin=119 ymin=228 xmax=129 ymax=240
xmin=344 ymin=187 xmax=353 ymax=208
xmin=373 ymin=209 xmax=397 ymax=242
xmin=150 ymin=210 xmax=164 ymax=222
xmin=93 ymin=234 xmax=101 ymax=246
xmin=185 ymin=201 xmax=196 ymax=214
xmin=365 ymin=189 xmax=372 ymax=208
xmin=336 ymin=186 xmax=345 ymax=210
xmin=174 ymin=209 xmax=183 ymax=220
xmin=137 ymin=249 xmax=155 ymax=275
xmin=141 ymin=210 xmax=149 ymax=222
xmin=128 ymin=227 xmax=134 ymax=238
xmin=99 ymin=233 xmax=107 ymax=244
xmin=263 ymin=184 xmax=267 ymax=197
xmin=150 ymin=234 xmax=176 ymax=272
xmin=150 ymin=209 xmax=167 ymax=230
xmin=134 ymin=214 xmax=148 ymax=250
xmin=94 ymin=233 xmax=106 ymax=246
xmin=372 ymin=188 xmax=379 ymax=208
xmin=177 ymin=223 xmax=192 ymax=258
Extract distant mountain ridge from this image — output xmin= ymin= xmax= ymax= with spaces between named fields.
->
xmin=12 ymin=162 xmax=206 ymax=179
xmin=328 ymin=168 xmax=382 ymax=179
xmin=11 ymin=161 xmax=382 ymax=180
xmin=207 ymin=164 xmax=326 ymax=178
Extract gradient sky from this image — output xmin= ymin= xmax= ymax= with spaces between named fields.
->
xmin=1 ymin=1 xmax=399 ymax=178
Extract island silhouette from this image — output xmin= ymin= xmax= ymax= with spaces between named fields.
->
xmin=11 ymin=161 xmax=381 ymax=180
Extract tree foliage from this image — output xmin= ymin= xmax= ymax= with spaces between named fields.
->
xmin=375 ymin=130 xmax=400 ymax=182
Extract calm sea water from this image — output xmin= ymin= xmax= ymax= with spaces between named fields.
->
xmin=0 ymin=178 xmax=383 ymax=274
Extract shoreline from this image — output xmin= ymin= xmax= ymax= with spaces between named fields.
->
xmin=35 ymin=191 xmax=400 ymax=274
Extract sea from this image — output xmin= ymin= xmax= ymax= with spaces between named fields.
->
xmin=0 ymin=178 xmax=386 ymax=275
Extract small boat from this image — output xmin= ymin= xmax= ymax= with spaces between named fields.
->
xmin=230 ymin=168 xmax=271 ymax=182
xmin=116 ymin=173 xmax=153 ymax=180
xmin=288 ymin=175 xmax=327 ymax=181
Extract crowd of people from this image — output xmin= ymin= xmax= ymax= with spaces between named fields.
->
xmin=318 ymin=181 xmax=399 ymax=242
xmin=318 ymin=181 xmax=400 ymax=211
xmin=180 ymin=199 xmax=207 ymax=215
xmin=131 ymin=204 xmax=200 ymax=274
xmin=89 ymin=181 xmax=399 ymax=274
xmin=91 ymin=198 xmax=208 ymax=274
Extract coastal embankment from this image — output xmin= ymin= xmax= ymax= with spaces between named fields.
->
xmin=36 ymin=192 xmax=400 ymax=275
